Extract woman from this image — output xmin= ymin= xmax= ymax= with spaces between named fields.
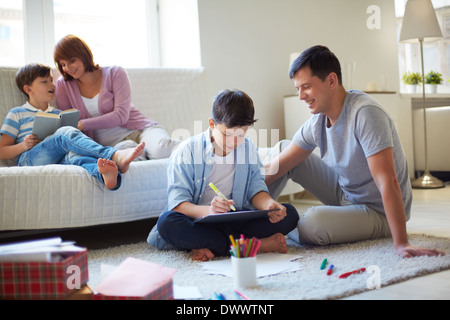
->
xmin=54 ymin=34 xmax=180 ymax=159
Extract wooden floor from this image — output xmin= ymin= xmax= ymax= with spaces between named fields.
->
xmin=289 ymin=185 xmax=450 ymax=300
xmin=1 ymin=184 xmax=449 ymax=300
xmin=345 ymin=184 xmax=450 ymax=300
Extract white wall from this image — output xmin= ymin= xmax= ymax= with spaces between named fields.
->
xmin=197 ymin=0 xmax=422 ymax=177
xmin=198 ymin=0 xmax=400 ymax=144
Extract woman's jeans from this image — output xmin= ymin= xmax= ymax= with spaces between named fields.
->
xmin=17 ymin=127 xmax=120 ymax=190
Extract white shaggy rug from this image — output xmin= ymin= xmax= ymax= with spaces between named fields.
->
xmin=87 ymin=233 xmax=450 ymax=300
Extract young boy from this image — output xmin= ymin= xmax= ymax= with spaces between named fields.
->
xmin=147 ymin=89 xmax=299 ymax=261
xmin=0 ymin=63 xmax=144 ymax=190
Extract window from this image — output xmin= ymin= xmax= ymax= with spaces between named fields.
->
xmin=158 ymin=0 xmax=201 ymax=68
xmin=396 ymin=0 xmax=450 ymax=93
xmin=0 ymin=0 xmax=25 ymax=67
xmin=0 ymin=0 xmax=201 ymax=68
xmin=53 ymin=0 xmax=151 ymax=68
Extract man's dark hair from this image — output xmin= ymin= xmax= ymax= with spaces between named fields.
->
xmin=289 ymin=45 xmax=342 ymax=84
xmin=212 ymin=89 xmax=257 ymax=127
xmin=16 ymin=63 xmax=52 ymax=98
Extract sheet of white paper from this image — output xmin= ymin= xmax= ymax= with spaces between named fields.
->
xmin=173 ymin=285 xmax=203 ymax=300
xmin=201 ymin=253 xmax=303 ymax=278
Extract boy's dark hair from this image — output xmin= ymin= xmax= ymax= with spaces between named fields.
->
xmin=16 ymin=63 xmax=52 ymax=98
xmin=289 ymin=45 xmax=342 ymax=84
xmin=212 ymin=89 xmax=257 ymax=127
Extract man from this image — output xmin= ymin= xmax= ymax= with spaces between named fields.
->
xmin=265 ymin=45 xmax=443 ymax=258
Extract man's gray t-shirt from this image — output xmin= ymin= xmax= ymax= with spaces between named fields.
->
xmin=293 ymin=91 xmax=412 ymax=216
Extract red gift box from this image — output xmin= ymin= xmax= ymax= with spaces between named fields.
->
xmin=0 ymin=249 xmax=88 ymax=300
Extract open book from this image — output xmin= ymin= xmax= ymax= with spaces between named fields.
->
xmin=194 ymin=208 xmax=280 ymax=224
xmin=32 ymin=109 xmax=80 ymax=140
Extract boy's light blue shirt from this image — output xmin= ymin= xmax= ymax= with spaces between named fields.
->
xmin=165 ymin=128 xmax=268 ymax=213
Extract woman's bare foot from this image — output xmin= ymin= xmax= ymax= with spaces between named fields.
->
xmin=192 ymin=248 xmax=215 ymax=261
xmin=259 ymin=233 xmax=287 ymax=254
xmin=112 ymin=142 xmax=145 ymax=173
xmin=98 ymin=159 xmax=119 ymax=190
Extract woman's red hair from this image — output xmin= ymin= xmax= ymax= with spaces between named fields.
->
xmin=54 ymin=35 xmax=100 ymax=80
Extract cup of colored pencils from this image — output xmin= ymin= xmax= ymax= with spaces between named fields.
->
xmin=229 ymin=234 xmax=259 ymax=288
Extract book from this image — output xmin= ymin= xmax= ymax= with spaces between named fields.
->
xmin=193 ymin=208 xmax=280 ymax=224
xmin=0 ymin=237 xmax=86 ymax=262
xmin=32 ymin=109 xmax=80 ymax=140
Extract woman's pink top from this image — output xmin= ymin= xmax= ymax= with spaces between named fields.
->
xmin=55 ymin=65 xmax=156 ymax=140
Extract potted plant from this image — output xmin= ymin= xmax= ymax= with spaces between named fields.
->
xmin=401 ymin=72 xmax=422 ymax=93
xmin=424 ymin=70 xmax=443 ymax=93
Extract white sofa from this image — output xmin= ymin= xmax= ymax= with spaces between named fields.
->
xmin=0 ymin=67 xmax=215 ymax=232
xmin=0 ymin=67 xmax=302 ymax=233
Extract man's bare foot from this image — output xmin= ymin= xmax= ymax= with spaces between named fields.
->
xmin=112 ymin=142 xmax=145 ymax=173
xmin=192 ymin=248 xmax=215 ymax=261
xmin=98 ymin=158 xmax=119 ymax=190
xmin=259 ymin=233 xmax=287 ymax=254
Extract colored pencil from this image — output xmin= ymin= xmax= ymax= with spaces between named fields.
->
xmin=229 ymin=234 xmax=261 ymax=258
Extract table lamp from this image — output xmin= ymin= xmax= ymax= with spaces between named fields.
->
xmin=399 ymin=0 xmax=445 ymax=188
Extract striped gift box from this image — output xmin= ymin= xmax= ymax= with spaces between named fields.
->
xmin=0 ymin=249 xmax=88 ymax=300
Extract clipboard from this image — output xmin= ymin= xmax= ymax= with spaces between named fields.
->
xmin=193 ymin=208 xmax=280 ymax=224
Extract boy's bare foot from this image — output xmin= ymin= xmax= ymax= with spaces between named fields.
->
xmin=112 ymin=142 xmax=145 ymax=173
xmin=98 ymin=158 xmax=119 ymax=190
xmin=192 ymin=248 xmax=215 ymax=261
xmin=259 ymin=233 xmax=287 ymax=254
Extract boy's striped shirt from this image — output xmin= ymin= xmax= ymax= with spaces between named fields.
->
xmin=0 ymin=102 xmax=58 ymax=143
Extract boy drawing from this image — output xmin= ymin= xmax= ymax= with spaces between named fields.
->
xmin=147 ymin=89 xmax=299 ymax=261
xmin=0 ymin=63 xmax=144 ymax=190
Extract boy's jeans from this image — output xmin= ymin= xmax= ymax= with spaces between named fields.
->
xmin=17 ymin=127 xmax=120 ymax=190
xmin=150 ymin=203 xmax=299 ymax=256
